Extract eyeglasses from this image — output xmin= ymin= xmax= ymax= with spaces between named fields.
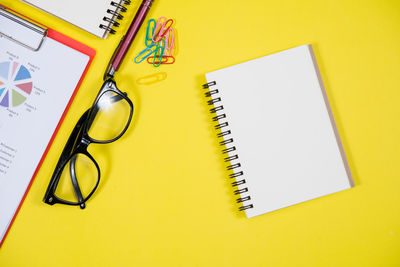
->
xmin=43 ymin=78 xmax=134 ymax=209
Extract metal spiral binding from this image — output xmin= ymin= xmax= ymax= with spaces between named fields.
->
xmin=202 ymin=81 xmax=254 ymax=212
xmin=111 ymin=1 xmax=128 ymax=12
xmin=99 ymin=1 xmax=131 ymax=34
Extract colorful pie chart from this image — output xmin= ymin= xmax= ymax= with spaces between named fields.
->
xmin=0 ymin=61 xmax=33 ymax=108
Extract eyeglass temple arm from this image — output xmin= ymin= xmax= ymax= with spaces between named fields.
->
xmin=44 ymin=110 xmax=90 ymax=201
xmin=69 ymin=154 xmax=86 ymax=209
xmin=58 ymin=110 xmax=90 ymax=163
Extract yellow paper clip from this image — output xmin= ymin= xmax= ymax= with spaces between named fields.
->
xmin=136 ymin=72 xmax=167 ymax=85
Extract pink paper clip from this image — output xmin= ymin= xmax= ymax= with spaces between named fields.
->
xmin=152 ymin=17 xmax=174 ymax=43
xmin=152 ymin=17 xmax=166 ymax=42
xmin=164 ymin=28 xmax=175 ymax=56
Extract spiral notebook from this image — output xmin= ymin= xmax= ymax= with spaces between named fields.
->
xmin=20 ymin=0 xmax=130 ymax=38
xmin=203 ymin=45 xmax=354 ymax=218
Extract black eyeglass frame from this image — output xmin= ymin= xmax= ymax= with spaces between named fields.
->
xmin=43 ymin=78 xmax=134 ymax=209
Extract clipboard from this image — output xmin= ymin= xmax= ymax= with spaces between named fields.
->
xmin=0 ymin=5 xmax=96 ymax=247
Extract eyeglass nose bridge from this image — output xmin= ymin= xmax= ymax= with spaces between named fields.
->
xmin=72 ymin=130 xmax=92 ymax=154
xmin=81 ymin=136 xmax=91 ymax=147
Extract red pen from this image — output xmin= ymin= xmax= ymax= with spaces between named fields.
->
xmin=105 ymin=0 xmax=154 ymax=79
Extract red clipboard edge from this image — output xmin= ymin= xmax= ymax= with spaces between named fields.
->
xmin=0 ymin=18 xmax=96 ymax=248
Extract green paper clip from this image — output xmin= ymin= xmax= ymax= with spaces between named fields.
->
xmin=153 ymin=39 xmax=165 ymax=67
xmin=145 ymin=19 xmax=156 ymax=47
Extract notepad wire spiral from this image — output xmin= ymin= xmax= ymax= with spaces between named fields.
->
xmin=99 ymin=1 xmax=131 ymax=34
xmin=202 ymin=81 xmax=254 ymax=211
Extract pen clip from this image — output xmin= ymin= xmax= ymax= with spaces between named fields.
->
xmin=104 ymin=35 xmax=125 ymax=80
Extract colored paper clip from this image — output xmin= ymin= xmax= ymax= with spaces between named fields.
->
xmin=155 ymin=17 xmax=167 ymax=30
xmin=171 ymin=28 xmax=179 ymax=56
xmin=145 ymin=19 xmax=156 ymax=47
xmin=164 ymin=28 xmax=175 ymax=56
xmin=134 ymin=43 xmax=157 ymax=63
xmin=147 ymin=55 xmax=175 ymax=65
xmin=152 ymin=18 xmax=173 ymax=43
xmin=152 ymin=17 xmax=167 ymax=42
xmin=150 ymin=39 xmax=165 ymax=67
xmin=136 ymin=72 xmax=167 ymax=85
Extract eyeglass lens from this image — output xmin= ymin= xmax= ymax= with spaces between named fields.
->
xmin=54 ymin=153 xmax=99 ymax=203
xmin=87 ymin=91 xmax=132 ymax=142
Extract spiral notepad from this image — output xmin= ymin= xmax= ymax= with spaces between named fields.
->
xmin=21 ymin=0 xmax=130 ymax=38
xmin=203 ymin=45 xmax=354 ymax=218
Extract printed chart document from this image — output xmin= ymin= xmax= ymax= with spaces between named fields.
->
xmin=0 ymin=31 xmax=92 ymax=244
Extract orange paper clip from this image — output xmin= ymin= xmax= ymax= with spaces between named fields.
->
xmin=147 ymin=55 xmax=175 ymax=65
xmin=164 ymin=28 xmax=175 ymax=56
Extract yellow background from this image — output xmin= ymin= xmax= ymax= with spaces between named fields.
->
xmin=1 ymin=0 xmax=400 ymax=266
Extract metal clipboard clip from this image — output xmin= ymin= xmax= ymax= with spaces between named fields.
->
xmin=0 ymin=5 xmax=47 ymax=51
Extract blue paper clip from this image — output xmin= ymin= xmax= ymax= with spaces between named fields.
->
xmin=134 ymin=43 xmax=157 ymax=63
xmin=152 ymin=39 xmax=165 ymax=67
xmin=145 ymin=19 xmax=156 ymax=47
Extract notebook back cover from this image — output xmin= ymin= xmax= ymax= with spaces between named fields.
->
xmin=21 ymin=0 xmax=124 ymax=38
xmin=205 ymin=45 xmax=354 ymax=218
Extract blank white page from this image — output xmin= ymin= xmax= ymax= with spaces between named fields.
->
xmin=205 ymin=45 xmax=354 ymax=218
xmin=21 ymin=0 xmax=126 ymax=38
